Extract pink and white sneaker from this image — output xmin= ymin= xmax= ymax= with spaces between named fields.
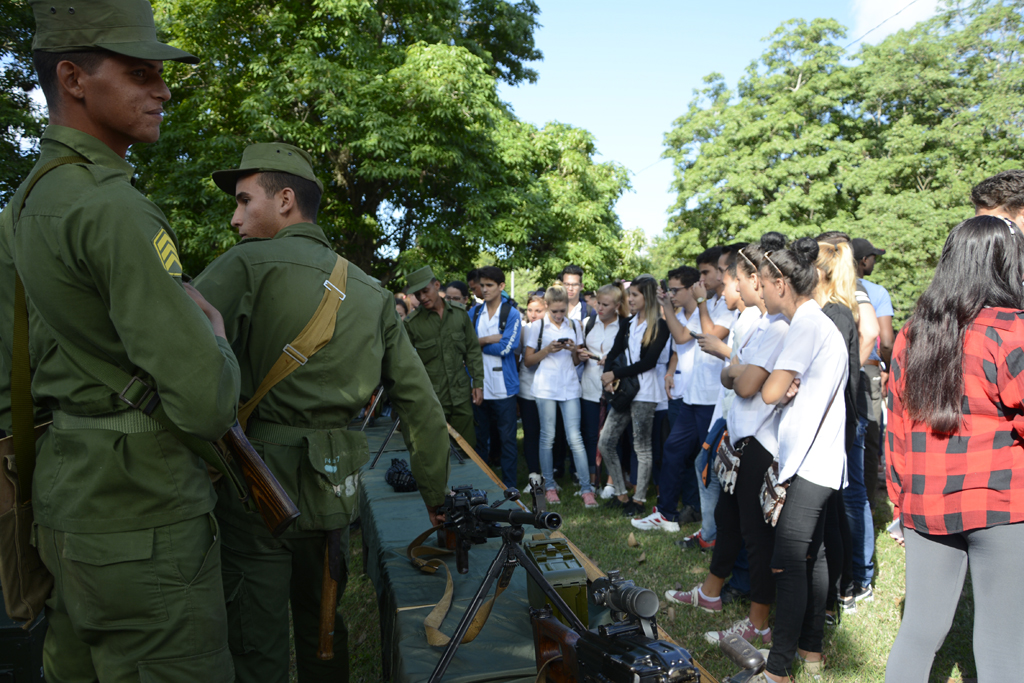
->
xmin=630 ymin=506 xmax=680 ymax=532
xmin=544 ymin=489 xmax=561 ymax=505
xmin=703 ymin=617 xmax=772 ymax=647
xmin=664 ymin=585 xmax=722 ymax=613
xmin=581 ymin=492 xmax=598 ymax=508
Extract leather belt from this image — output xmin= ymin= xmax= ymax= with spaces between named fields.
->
xmin=864 ymin=360 xmax=882 ymax=367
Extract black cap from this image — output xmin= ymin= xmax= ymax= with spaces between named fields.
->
xmin=851 ymin=238 xmax=885 ymax=261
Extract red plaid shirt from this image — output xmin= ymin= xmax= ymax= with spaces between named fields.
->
xmin=887 ymin=308 xmax=1024 ymax=534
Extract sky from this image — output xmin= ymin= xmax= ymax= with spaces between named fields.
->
xmin=497 ymin=0 xmax=941 ymax=244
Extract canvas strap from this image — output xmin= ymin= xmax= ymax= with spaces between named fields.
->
xmin=11 ymin=156 xmax=88 ymax=505
xmin=237 ymin=256 xmax=348 ymax=429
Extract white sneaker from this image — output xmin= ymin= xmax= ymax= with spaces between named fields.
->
xmin=629 ymin=507 xmax=680 ymax=532
xmin=599 ymin=484 xmax=616 ymax=499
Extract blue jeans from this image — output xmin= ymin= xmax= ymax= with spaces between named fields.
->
xmin=474 ymin=397 xmax=519 ymax=489
xmin=537 ymin=398 xmax=593 ymax=494
xmin=518 ymin=397 xmax=541 ymax=476
xmin=695 ymin=446 xmax=721 ymax=542
xmin=580 ymin=399 xmax=601 ymax=477
xmin=657 ymin=401 xmax=714 ymax=521
xmin=843 ymin=415 xmax=875 ymax=588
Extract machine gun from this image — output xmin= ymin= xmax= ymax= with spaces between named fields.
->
xmin=531 ymin=569 xmax=701 ymax=683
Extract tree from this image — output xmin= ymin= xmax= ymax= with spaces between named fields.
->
xmin=0 ymin=0 xmax=43 ymax=203
xmin=131 ymin=0 xmax=628 ymax=288
xmin=663 ymin=2 xmax=1024 ymax=323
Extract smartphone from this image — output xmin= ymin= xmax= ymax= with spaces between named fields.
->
xmin=556 ymin=338 xmax=572 ymax=344
xmin=690 ymin=331 xmax=704 ymax=340
xmin=660 ymin=279 xmax=668 ymax=293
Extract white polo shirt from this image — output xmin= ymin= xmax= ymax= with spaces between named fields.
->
xmin=670 ymin=308 xmax=699 ymax=401
xmin=518 ymin=319 xmax=540 ymax=400
xmin=682 ymin=294 xmax=738 ymax=406
xmin=580 ymin=316 xmax=619 ymax=402
xmin=710 ymin=306 xmax=764 ymax=424
xmin=476 ymin=304 xmax=508 ymax=400
xmin=774 ymin=300 xmax=849 ymax=489
xmin=654 ymin=339 xmax=672 ymax=410
xmin=522 ymin=315 xmax=583 ymax=401
xmin=727 ymin=313 xmax=790 ymax=455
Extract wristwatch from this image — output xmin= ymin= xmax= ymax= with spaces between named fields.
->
xmin=696 ymin=296 xmax=706 ymax=305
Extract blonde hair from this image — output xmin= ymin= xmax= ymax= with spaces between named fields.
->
xmin=815 ymin=241 xmax=860 ymax=323
xmin=597 ymin=282 xmax=629 ymax=318
xmin=544 ymin=284 xmax=569 ymax=306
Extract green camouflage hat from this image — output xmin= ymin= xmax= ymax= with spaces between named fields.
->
xmin=212 ymin=142 xmax=324 ymax=195
xmin=31 ymin=0 xmax=199 ymax=64
xmin=406 ymin=266 xmax=436 ymax=294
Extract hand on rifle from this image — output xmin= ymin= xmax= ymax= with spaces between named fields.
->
xmin=427 ymin=504 xmax=445 ymax=528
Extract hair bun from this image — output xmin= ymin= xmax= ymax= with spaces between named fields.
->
xmin=792 ymin=236 xmax=820 ymax=265
xmin=760 ymin=231 xmax=787 ymax=252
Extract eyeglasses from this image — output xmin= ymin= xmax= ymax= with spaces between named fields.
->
xmin=762 ymin=250 xmax=783 ymax=277
xmin=739 ymin=249 xmax=757 ymax=271
xmin=667 ymin=287 xmax=686 ymax=295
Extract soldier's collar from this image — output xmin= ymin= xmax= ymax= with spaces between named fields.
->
xmin=42 ymin=125 xmax=135 ymax=178
xmin=271 ymin=222 xmax=331 ymax=248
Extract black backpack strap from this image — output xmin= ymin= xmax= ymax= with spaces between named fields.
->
xmin=498 ymin=300 xmax=511 ymax=333
xmin=585 ymin=314 xmax=597 ymax=338
xmin=536 ymin=317 xmax=545 ymax=352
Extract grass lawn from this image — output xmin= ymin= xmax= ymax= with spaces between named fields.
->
xmin=329 ymin=427 xmax=980 ymax=683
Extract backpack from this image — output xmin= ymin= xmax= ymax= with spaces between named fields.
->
xmin=472 ymin=300 xmax=513 ymax=334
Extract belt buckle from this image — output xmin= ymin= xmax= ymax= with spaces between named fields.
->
xmin=283 ymin=344 xmax=308 ymax=366
xmin=119 ymin=376 xmax=155 ymax=409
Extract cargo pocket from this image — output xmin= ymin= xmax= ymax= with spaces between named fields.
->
xmin=138 ymin=644 xmax=234 ymax=683
xmin=222 ymin=569 xmax=256 ymax=655
xmin=62 ymin=528 xmax=167 ymax=628
xmin=297 ymin=429 xmax=369 ymax=531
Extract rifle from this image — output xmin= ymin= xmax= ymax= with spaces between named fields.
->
xmin=317 ymin=528 xmax=343 ymax=660
xmin=220 ymin=423 xmax=300 ymax=537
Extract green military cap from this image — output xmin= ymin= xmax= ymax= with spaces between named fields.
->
xmin=406 ymin=266 xmax=436 ymax=293
xmin=212 ymin=142 xmax=324 ymax=195
xmin=30 ymin=0 xmax=199 ymax=64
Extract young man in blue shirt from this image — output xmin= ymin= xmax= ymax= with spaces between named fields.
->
xmin=471 ymin=266 xmax=522 ymax=488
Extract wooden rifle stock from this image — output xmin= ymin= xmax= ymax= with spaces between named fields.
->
xmin=530 ymin=608 xmax=579 ymax=682
xmin=220 ymin=423 xmax=300 ymax=537
xmin=317 ymin=529 xmax=343 ymax=660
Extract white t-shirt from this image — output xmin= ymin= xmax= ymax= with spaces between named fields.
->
xmin=774 ymin=300 xmax=849 ymax=489
xmin=580 ymin=316 xmax=620 ymax=403
xmin=568 ymin=300 xmax=583 ymax=322
xmin=727 ymin=313 xmax=790 ymax=455
xmin=522 ymin=315 xmax=584 ymax=401
xmin=654 ymin=340 xmax=672 ymax=410
xmin=710 ymin=306 xmax=763 ymax=424
xmin=476 ymin=304 xmax=509 ymax=400
xmin=518 ymin=319 xmax=540 ymax=400
xmin=682 ymin=295 xmax=738 ymax=406
xmin=670 ymin=308 xmax=699 ymax=400
xmin=629 ymin=318 xmax=665 ymax=404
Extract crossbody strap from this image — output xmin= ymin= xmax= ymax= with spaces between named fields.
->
xmin=237 ymin=255 xmax=348 ymax=429
xmin=11 ymin=156 xmax=88 ymax=504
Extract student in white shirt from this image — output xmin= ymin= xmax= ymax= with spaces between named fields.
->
xmin=666 ymin=236 xmax=790 ymax=648
xmin=758 ymin=238 xmax=849 ymax=682
xmin=662 ymin=267 xmax=701 ymax=432
xmin=643 ymin=248 xmax=736 ymax=531
xmin=580 ymin=283 xmax=629 ymax=493
xmin=597 ymin=276 xmax=671 ymax=518
xmin=523 ymin=285 xmax=595 ymax=507
xmin=517 ymin=294 xmax=547 ymax=477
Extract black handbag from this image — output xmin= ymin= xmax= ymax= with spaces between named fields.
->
xmin=602 ymin=342 xmax=640 ymax=412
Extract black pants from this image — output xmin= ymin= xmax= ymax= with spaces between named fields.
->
xmin=824 ymin=488 xmax=853 ymax=609
xmin=708 ymin=438 xmax=776 ymax=605
xmin=766 ymin=475 xmax=833 ymax=678
xmin=518 ymin=397 xmax=541 ymax=475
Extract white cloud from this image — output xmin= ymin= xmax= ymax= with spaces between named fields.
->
xmin=849 ymin=0 xmax=941 ymax=46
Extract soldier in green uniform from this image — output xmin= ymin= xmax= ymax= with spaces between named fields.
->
xmin=193 ymin=143 xmax=452 ymax=683
xmin=404 ymin=266 xmax=485 ymax=445
xmin=0 ymin=1 xmax=240 ymax=681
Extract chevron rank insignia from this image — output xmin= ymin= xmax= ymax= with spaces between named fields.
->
xmin=152 ymin=229 xmax=183 ymax=277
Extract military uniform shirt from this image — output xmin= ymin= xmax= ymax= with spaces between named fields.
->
xmin=0 ymin=125 xmax=241 ymax=533
xmin=404 ymin=299 xmax=483 ymax=407
xmin=194 ymin=223 xmax=451 ymax=515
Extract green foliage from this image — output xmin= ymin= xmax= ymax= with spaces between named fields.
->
xmin=664 ymin=1 xmax=1024 ymax=323
xmin=0 ymin=0 xmax=43 ymax=203
xmin=128 ymin=0 xmax=628 ymax=287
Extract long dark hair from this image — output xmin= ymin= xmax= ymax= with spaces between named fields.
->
xmin=759 ymin=237 xmax=819 ymax=297
xmin=630 ymin=276 xmax=661 ymax=347
xmin=904 ymin=215 xmax=1024 ymax=433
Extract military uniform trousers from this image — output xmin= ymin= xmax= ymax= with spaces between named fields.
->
xmin=34 ymin=514 xmax=233 ymax=683
xmin=444 ymin=399 xmax=476 ymax=449
xmin=220 ymin=519 xmax=349 ymax=683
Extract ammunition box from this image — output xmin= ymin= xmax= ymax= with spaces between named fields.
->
xmin=523 ymin=537 xmax=588 ymax=627
xmin=0 ymin=588 xmax=46 ymax=682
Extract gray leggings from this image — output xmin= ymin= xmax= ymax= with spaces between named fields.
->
xmin=597 ymin=401 xmax=656 ymax=501
xmin=885 ymin=522 xmax=1024 ymax=683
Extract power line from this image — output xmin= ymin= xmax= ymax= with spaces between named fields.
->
xmin=845 ymin=0 xmax=923 ymax=49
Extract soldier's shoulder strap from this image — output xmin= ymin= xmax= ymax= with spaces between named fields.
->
xmin=237 ymin=255 xmax=348 ymax=428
